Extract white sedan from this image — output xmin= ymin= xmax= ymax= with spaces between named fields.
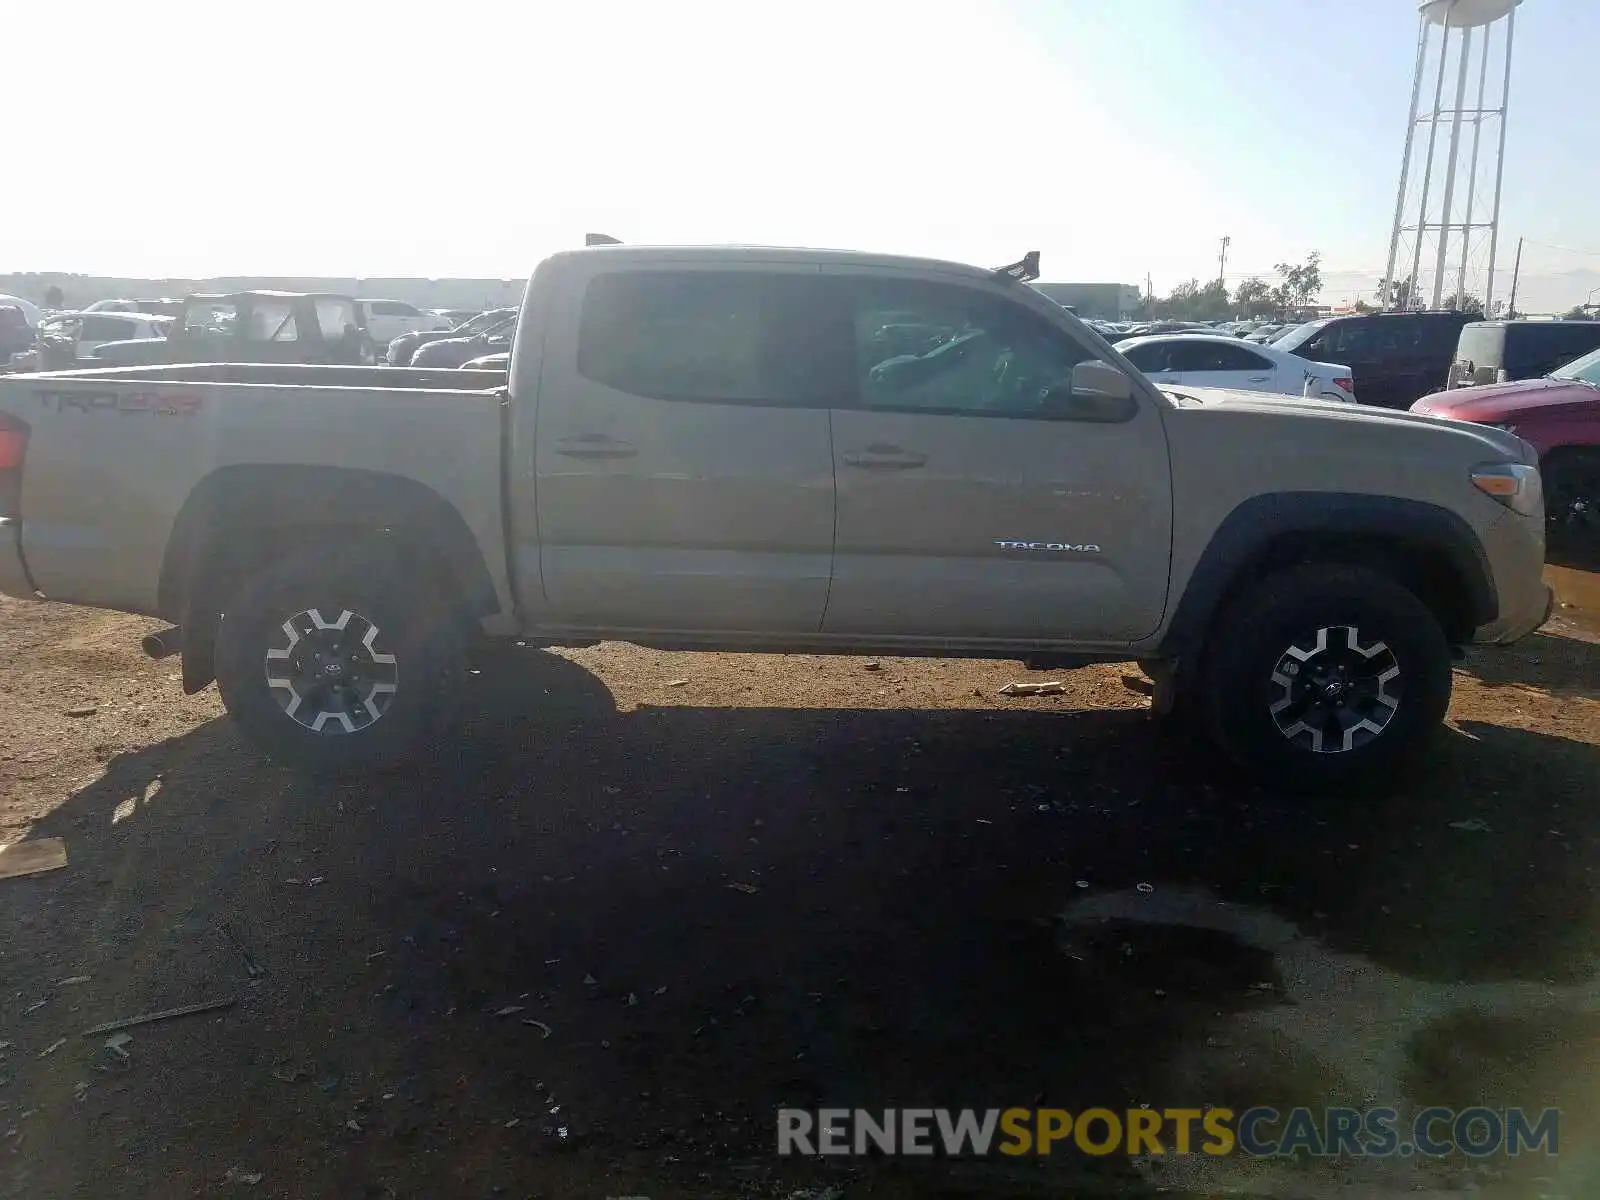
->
xmin=1113 ymin=334 xmax=1357 ymax=402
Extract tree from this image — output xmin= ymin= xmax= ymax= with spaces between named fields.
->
xmin=1233 ymin=277 xmax=1273 ymax=318
xmin=1192 ymin=279 xmax=1231 ymax=322
xmin=1443 ymin=292 xmax=1484 ymax=314
xmin=1162 ymin=279 xmax=1202 ymax=320
xmin=1353 ymin=298 xmax=1374 ymax=314
xmin=1562 ymin=305 xmax=1595 ymax=321
xmin=1383 ymin=275 xmax=1415 ymax=311
xmin=1271 ymin=252 xmax=1322 ymax=315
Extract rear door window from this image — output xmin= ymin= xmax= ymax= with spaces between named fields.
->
xmin=248 ymin=300 xmax=299 ymax=342
xmin=577 ymin=271 xmax=844 ymax=407
xmin=315 ymin=299 xmax=358 ymax=340
xmin=1119 ymin=342 xmax=1172 ymax=372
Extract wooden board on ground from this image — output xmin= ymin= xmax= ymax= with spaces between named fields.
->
xmin=0 ymin=837 xmax=68 ymax=881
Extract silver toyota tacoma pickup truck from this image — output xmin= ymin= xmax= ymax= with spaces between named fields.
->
xmin=0 ymin=245 xmax=1553 ymax=786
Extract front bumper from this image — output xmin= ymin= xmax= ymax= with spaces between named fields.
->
xmin=1474 ymin=584 xmax=1556 ymax=646
xmin=0 ymin=518 xmax=37 ymax=600
xmin=1467 ymin=504 xmax=1554 ymax=646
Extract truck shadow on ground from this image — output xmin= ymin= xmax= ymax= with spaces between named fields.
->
xmin=1458 ymin=627 xmax=1600 ymax=699
xmin=10 ymin=649 xmax=1600 ymax=1197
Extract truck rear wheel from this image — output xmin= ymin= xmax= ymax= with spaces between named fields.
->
xmin=214 ymin=543 xmax=464 ymax=776
xmin=1198 ymin=564 xmax=1453 ymax=789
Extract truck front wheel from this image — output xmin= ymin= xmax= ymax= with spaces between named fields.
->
xmin=1198 ymin=564 xmax=1453 ymax=788
xmin=214 ymin=544 xmax=464 ymax=775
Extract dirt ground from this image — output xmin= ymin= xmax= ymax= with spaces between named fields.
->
xmin=2 ymin=572 xmax=1599 ymax=1199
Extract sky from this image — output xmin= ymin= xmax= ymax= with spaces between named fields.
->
xmin=7 ymin=0 xmax=1599 ymax=312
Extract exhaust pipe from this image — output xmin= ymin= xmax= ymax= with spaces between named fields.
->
xmin=141 ymin=627 xmax=183 ymax=660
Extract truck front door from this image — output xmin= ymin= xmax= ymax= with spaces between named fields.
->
xmin=530 ymin=265 xmax=841 ymax=633
xmin=819 ymin=272 xmax=1173 ymax=644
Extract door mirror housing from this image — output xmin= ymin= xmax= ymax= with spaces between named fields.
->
xmin=1046 ymin=360 xmax=1138 ymax=421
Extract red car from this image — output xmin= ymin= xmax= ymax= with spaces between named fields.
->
xmin=1413 ymin=347 xmax=1600 ymax=555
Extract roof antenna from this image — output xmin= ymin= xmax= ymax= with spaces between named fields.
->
xmin=585 ymin=233 xmax=623 ymax=246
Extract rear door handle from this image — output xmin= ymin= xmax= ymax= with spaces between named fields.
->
xmin=553 ymin=433 xmax=638 ymax=459
xmin=842 ymin=444 xmax=927 ymax=469
xmin=1246 ymin=375 xmax=1270 ymax=383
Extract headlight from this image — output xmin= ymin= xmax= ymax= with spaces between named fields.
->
xmin=1471 ymin=462 xmax=1542 ymax=517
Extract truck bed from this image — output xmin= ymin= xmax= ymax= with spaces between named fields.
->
xmin=0 ymin=366 xmax=515 ymax=622
xmin=20 ymin=363 xmax=507 ymax=390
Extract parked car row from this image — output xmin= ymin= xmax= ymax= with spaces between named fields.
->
xmin=386 ymin=308 xmax=516 ymax=365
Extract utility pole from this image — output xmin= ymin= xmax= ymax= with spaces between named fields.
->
xmin=1506 ymin=236 xmax=1524 ymax=318
xmin=1218 ymin=236 xmax=1231 ymax=288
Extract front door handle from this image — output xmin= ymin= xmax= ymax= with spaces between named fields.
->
xmin=553 ymin=433 xmax=638 ymax=459
xmin=1246 ymin=375 xmax=1270 ymax=383
xmin=842 ymin=444 xmax=927 ymax=469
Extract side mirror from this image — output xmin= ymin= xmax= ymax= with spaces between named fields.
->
xmin=1045 ymin=360 xmax=1137 ymax=421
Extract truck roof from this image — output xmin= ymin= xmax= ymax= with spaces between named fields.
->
xmin=547 ymin=244 xmax=999 ymax=281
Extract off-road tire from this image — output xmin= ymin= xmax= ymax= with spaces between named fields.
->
xmin=215 ymin=542 xmax=464 ymax=776
xmin=1197 ymin=564 xmax=1453 ymax=789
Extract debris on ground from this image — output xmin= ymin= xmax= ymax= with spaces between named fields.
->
xmin=582 ymin=973 xmax=598 ymax=986
xmin=57 ymin=976 xmax=91 ymax=987
xmin=223 ymin=1166 xmax=263 ymax=1186
xmin=1448 ymin=818 xmax=1492 ymax=832
xmin=521 ymin=1019 xmax=553 ymax=1038
xmin=38 ymin=1038 xmax=66 ymax=1058
xmin=665 ymin=679 xmax=689 ymax=687
xmin=863 ymin=662 xmax=882 ymax=672
xmin=221 ymin=922 xmax=265 ymax=980
xmin=726 ymin=882 xmax=760 ymax=894
xmin=997 ymin=681 xmax=1065 ymax=696
xmin=103 ymin=1033 xmax=132 ymax=1061
xmin=1135 ymin=882 xmax=1155 ymax=894
xmin=0 ymin=837 xmax=69 ymax=882
xmin=63 ymin=705 xmax=98 ymax=718
xmin=496 ymin=1005 xmax=525 ymax=1017
xmin=81 ymin=997 xmax=236 ymax=1037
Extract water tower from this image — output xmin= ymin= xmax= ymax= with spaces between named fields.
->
xmin=1379 ymin=0 xmax=1520 ymax=313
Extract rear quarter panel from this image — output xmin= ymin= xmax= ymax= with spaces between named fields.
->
xmin=0 ymin=374 xmax=510 ymax=619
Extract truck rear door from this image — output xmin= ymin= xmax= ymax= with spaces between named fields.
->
xmin=819 ymin=270 xmax=1173 ymax=643
xmin=529 ymin=263 xmax=840 ymax=632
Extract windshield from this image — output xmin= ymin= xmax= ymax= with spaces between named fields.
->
xmin=1271 ymin=321 xmax=1320 ymax=349
xmin=1549 ymin=344 xmax=1600 ymax=385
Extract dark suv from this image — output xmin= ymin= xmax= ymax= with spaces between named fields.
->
xmin=1448 ymin=319 xmax=1600 ymax=389
xmin=1273 ymin=310 xmax=1479 ymax=409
